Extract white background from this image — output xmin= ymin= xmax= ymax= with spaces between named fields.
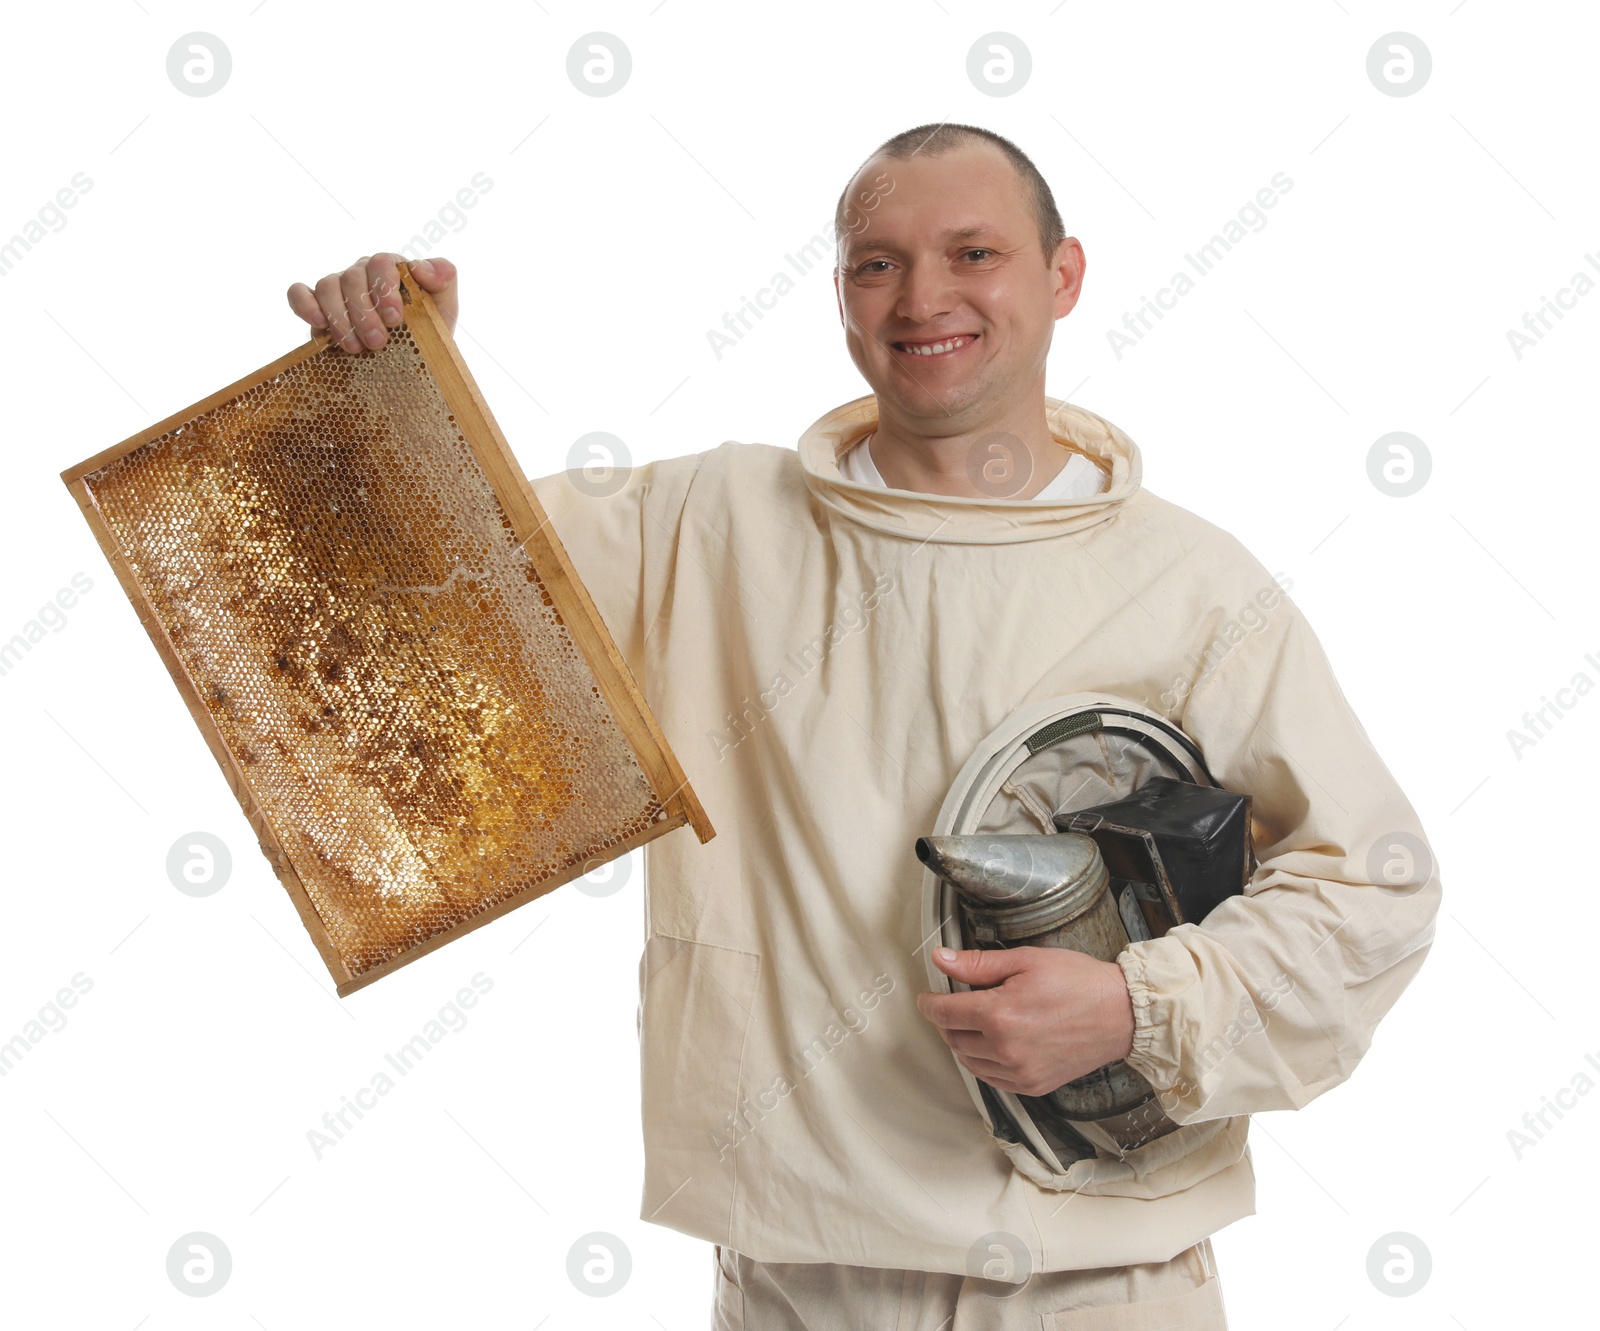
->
xmin=0 ymin=2 xmax=1593 ymax=1326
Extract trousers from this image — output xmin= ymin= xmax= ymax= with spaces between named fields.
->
xmin=711 ymin=1237 xmax=1227 ymax=1329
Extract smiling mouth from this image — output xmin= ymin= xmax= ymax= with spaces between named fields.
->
xmin=892 ymin=333 xmax=979 ymax=359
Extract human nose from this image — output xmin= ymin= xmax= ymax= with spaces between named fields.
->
xmin=894 ymin=259 xmax=959 ymax=326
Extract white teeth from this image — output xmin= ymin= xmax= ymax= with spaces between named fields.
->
xmin=902 ymin=336 xmax=968 ymax=356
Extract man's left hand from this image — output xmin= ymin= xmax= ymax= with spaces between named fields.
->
xmin=915 ymin=946 xmax=1136 ymax=1097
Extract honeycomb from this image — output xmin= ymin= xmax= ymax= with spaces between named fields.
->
xmin=72 ymin=319 xmax=674 ymax=988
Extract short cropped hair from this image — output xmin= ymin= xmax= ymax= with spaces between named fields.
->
xmin=833 ymin=123 xmax=1066 ymax=268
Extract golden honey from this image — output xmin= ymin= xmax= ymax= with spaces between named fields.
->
xmin=76 ymin=325 xmax=669 ymax=983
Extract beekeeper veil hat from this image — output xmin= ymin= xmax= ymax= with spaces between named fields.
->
xmin=920 ymin=692 xmax=1229 ymax=1187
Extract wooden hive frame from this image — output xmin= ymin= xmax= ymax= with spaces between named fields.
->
xmin=61 ymin=262 xmax=714 ymax=997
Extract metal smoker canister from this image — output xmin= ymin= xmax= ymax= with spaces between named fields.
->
xmin=915 ymin=831 xmax=1178 ymax=1146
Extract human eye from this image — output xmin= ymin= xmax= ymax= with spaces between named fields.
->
xmin=854 ymin=259 xmax=893 ymax=276
xmin=961 ymin=248 xmax=994 ymax=262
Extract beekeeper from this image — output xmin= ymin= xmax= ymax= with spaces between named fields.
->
xmin=287 ymin=122 xmax=1440 ymax=1330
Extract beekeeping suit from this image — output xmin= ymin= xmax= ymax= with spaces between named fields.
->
xmin=526 ymin=393 xmax=1440 ymax=1288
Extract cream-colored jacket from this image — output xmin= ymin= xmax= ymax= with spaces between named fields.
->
xmin=527 ymin=393 xmax=1441 ymax=1274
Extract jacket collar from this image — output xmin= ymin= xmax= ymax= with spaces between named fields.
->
xmin=796 ymin=393 xmax=1141 ymax=545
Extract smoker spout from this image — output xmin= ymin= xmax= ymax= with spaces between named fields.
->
xmin=914 ymin=833 xmax=1103 ymax=909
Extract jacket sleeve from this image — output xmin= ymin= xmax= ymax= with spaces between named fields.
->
xmin=525 ymin=450 xmax=708 ymax=690
xmin=1116 ymin=571 xmax=1442 ymax=1122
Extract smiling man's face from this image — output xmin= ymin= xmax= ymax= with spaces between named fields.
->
xmin=833 ymin=142 xmax=1084 ymax=437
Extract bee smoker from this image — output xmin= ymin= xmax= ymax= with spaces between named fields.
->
xmin=914 ymin=830 xmax=1179 ymax=1151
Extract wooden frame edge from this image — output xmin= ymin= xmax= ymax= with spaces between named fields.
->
xmin=394 ymin=262 xmax=715 ymax=845
xmin=59 ymin=463 xmax=357 ymax=992
xmin=60 ymin=333 xmax=334 ymax=487
xmin=333 ymin=809 xmax=688 ymax=997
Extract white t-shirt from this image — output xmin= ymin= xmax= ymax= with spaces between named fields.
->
xmin=838 ymin=433 xmax=1107 ymax=500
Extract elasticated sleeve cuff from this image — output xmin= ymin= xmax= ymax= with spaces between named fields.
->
xmin=1118 ymin=941 xmax=1183 ymax=1096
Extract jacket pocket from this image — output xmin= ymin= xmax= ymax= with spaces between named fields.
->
xmin=638 ymin=933 xmax=762 ymax=1235
xmin=711 ymin=1243 xmax=745 ymax=1331
xmin=999 ymin=1115 xmax=1249 ymax=1200
xmin=1044 ymin=1274 xmax=1227 ymax=1329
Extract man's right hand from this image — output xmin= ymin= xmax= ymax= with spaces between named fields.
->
xmin=286 ymin=252 xmax=458 ymax=353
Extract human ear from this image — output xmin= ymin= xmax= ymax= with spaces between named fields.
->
xmin=1052 ymin=237 xmax=1086 ymax=320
